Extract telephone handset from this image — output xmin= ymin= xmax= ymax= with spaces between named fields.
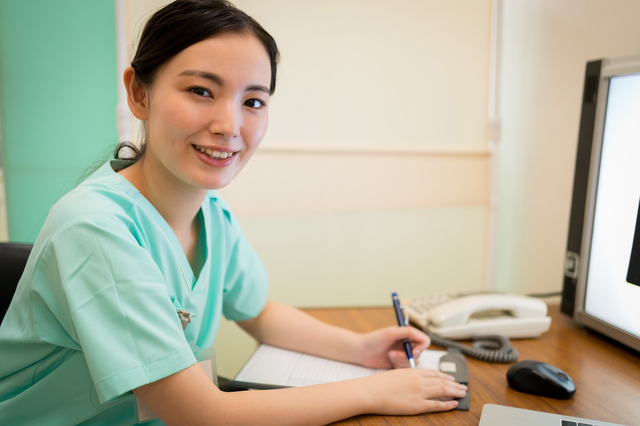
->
xmin=404 ymin=293 xmax=551 ymax=340
xmin=403 ymin=293 xmax=551 ymax=363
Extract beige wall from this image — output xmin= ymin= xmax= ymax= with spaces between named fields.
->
xmin=237 ymin=0 xmax=492 ymax=151
xmin=123 ymin=0 xmax=494 ymax=308
xmin=2 ymin=0 xmax=634 ymax=377
xmin=122 ymin=0 xmax=494 ymax=377
xmin=496 ymin=0 xmax=640 ymax=296
xmin=219 ymin=148 xmax=490 ymax=302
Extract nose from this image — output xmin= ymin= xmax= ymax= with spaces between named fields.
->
xmin=209 ymin=99 xmax=240 ymax=138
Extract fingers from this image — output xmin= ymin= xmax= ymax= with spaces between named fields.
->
xmin=417 ymin=368 xmax=457 ymax=380
xmin=386 ymin=327 xmax=430 ymax=368
xmin=406 ymin=372 xmax=468 ymax=413
xmin=368 ymin=369 xmax=467 ymax=416
xmin=393 ymin=326 xmax=430 ymax=349
xmin=387 ymin=325 xmax=429 ymax=344
xmin=407 ymin=326 xmax=431 ymax=352
xmin=411 ymin=369 xmax=468 ymax=404
xmin=423 ymin=399 xmax=460 ymax=412
xmin=388 ymin=350 xmax=408 ymax=368
xmin=421 ymin=379 xmax=468 ymax=401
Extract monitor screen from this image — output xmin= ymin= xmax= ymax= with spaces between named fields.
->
xmin=562 ymin=55 xmax=640 ymax=353
xmin=584 ymin=73 xmax=640 ymax=338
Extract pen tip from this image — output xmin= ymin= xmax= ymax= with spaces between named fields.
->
xmin=409 ymin=358 xmax=416 ymax=369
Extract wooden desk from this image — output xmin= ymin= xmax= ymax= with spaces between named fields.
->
xmin=302 ymin=304 xmax=640 ymax=425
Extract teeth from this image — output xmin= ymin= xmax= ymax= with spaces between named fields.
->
xmin=195 ymin=145 xmax=234 ymax=160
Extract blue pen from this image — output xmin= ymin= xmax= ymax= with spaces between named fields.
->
xmin=392 ymin=292 xmax=416 ymax=368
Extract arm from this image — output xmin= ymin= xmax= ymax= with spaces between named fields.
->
xmin=133 ymin=301 xmax=466 ymax=425
xmin=237 ymin=300 xmax=430 ymax=368
xmin=133 ymin=361 xmax=466 ymax=426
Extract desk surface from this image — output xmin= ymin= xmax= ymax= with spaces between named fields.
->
xmin=302 ymin=304 xmax=640 ymax=426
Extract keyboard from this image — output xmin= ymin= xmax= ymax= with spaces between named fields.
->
xmin=479 ymin=404 xmax=627 ymax=426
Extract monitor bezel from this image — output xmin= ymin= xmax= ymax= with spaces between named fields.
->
xmin=572 ymin=54 xmax=640 ymax=354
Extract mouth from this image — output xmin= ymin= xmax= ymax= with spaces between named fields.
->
xmin=192 ymin=143 xmax=237 ymax=160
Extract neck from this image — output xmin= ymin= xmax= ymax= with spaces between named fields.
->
xmin=118 ymin=156 xmax=207 ymax=245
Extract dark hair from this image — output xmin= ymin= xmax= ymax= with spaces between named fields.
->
xmin=115 ymin=0 xmax=279 ymax=161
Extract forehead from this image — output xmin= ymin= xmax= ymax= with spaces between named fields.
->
xmin=158 ymin=32 xmax=271 ymax=85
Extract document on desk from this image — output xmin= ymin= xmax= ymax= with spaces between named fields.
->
xmin=230 ymin=344 xmax=446 ymax=389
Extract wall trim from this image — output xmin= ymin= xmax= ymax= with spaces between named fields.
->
xmin=258 ymin=143 xmax=491 ymax=157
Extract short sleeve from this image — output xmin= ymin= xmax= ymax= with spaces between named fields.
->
xmin=32 ymin=215 xmax=196 ymax=404
xmin=214 ymin=200 xmax=268 ymax=321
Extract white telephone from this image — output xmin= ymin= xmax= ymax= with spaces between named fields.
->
xmin=403 ymin=293 xmax=551 ymax=340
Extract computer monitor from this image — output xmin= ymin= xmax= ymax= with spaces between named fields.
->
xmin=562 ymin=54 xmax=640 ymax=353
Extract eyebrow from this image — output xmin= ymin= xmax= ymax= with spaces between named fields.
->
xmin=179 ymin=70 xmax=270 ymax=94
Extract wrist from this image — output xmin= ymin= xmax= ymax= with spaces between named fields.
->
xmin=353 ymin=375 xmax=377 ymax=414
xmin=351 ymin=332 xmax=369 ymax=365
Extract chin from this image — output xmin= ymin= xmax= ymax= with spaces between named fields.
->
xmin=206 ymin=182 xmax=231 ymax=191
xmin=198 ymin=175 xmax=236 ymax=191
xmin=188 ymin=162 xmax=245 ymax=191
xmin=185 ymin=166 xmax=231 ymax=188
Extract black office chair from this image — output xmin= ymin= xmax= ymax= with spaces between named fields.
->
xmin=0 ymin=243 xmax=33 ymax=321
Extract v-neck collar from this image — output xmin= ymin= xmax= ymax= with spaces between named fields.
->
xmin=104 ymin=160 xmax=211 ymax=293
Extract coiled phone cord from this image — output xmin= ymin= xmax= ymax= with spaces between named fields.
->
xmin=426 ymin=332 xmax=519 ymax=363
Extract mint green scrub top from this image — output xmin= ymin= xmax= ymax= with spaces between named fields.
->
xmin=0 ymin=160 xmax=268 ymax=425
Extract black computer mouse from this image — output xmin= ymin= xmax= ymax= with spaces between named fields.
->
xmin=507 ymin=360 xmax=576 ymax=399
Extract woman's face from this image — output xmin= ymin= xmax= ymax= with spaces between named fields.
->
xmin=140 ymin=32 xmax=271 ymax=191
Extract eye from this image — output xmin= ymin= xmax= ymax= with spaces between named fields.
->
xmin=244 ymin=98 xmax=266 ymax=109
xmin=189 ymin=87 xmax=212 ymax=98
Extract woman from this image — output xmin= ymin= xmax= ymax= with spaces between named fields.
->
xmin=0 ymin=1 xmax=467 ymax=424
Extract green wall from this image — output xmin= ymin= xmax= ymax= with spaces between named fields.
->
xmin=0 ymin=0 xmax=118 ymax=243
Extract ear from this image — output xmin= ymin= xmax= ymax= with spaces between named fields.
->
xmin=123 ymin=66 xmax=149 ymax=120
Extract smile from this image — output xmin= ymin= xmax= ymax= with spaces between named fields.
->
xmin=193 ymin=144 xmax=237 ymax=160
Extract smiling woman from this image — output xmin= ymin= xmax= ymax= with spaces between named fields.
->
xmin=120 ymin=33 xmax=272 ymax=200
xmin=0 ymin=1 xmax=466 ymax=425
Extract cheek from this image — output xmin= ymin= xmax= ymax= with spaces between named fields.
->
xmin=153 ymin=94 xmax=202 ymax=136
xmin=164 ymin=104 xmax=197 ymax=133
xmin=244 ymin=114 xmax=269 ymax=147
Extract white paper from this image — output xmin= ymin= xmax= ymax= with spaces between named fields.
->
xmin=233 ymin=344 xmax=447 ymax=388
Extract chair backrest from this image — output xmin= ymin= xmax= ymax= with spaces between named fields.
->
xmin=1 ymin=243 xmax=33 ymax=321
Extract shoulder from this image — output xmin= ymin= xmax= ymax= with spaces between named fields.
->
xmin=31 ymin=160 xmax=147 ymax=255
xmin=204 ymin=190 xmax=235 ymax=224
xmin=46 ymin=161 xmax=141 ymax=228
xmin=201 ymin=191 xmax=253 ymax=248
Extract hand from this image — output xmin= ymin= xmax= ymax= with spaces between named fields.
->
xmin=361 ymin=368 xmax=467 ymax=415
xmin=358 ymin=326 xmax=430 ymax=369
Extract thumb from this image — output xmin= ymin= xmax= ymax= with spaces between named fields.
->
xmin=388 ymin=349 xmax=411 ymax=369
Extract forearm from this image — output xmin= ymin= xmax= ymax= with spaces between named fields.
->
xmin=238 ymin=301 xmax=365 ymax=365
xmin=134 ymin=362 xmax=465 ymax=426
xmin=135 ymin=363 xmax=371 ymax=426
xmin=221 ymin=379 xmax=371 ymax=426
